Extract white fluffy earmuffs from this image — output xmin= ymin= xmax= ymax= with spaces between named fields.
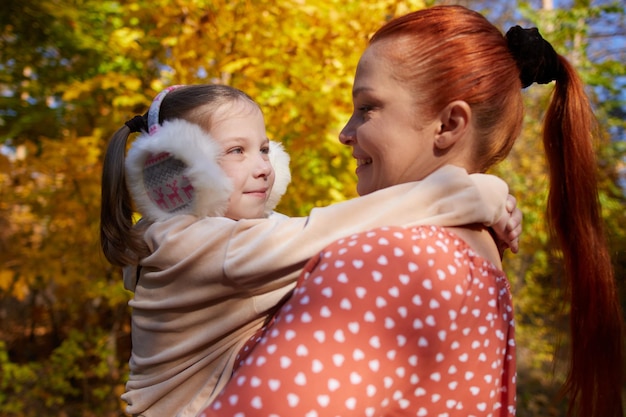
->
xmin=125 ymin=118 xmax=291 ymax=222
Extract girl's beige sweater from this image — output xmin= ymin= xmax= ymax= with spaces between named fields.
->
xmin=122 ymin=165 xmax=509 ymax=417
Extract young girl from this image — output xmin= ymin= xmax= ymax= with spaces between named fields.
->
xmin=100 ymin=84 xmax=521 ymax=416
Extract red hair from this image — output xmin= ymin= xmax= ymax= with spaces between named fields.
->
xmin=371 ymin=5 xmax=623 ymax=416
xmin=371 ymin=6 xmax=524 ymax=173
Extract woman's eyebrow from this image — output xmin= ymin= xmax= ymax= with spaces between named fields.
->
xmin=352 ymin=86 xmax=374 ymax=98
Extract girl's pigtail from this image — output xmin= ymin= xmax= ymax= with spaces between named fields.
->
xmin=543 ymin=56 xmax=623 ymax=417
xmin=100 ymin=126 xmax=148 ymax=267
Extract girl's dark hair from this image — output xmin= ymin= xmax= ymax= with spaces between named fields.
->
xmin=372 ymin=5 xmax=623 ymax=416
xmin=100 ymin=84 xmax=256 ymax=267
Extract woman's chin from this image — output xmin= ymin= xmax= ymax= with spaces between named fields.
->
xmin=356 ymin=181 xmax=375 ymax=196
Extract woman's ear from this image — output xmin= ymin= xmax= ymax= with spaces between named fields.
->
xmin=434 ymin=100 xmax=471 ymax=150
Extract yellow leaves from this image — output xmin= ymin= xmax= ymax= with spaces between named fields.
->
xmin=0 ymin=118 xmax=107 ymax=297
xmin=162 ymin=36 xmax=179 ymax=48
xmin=150 ymin=79 xmax=167 ymax=94
xmin=62 ymin=74 xmax=148 ymax=110
xmin=24 ymin=135 xmax=101 ymax=176
xmin=0 ymin=269 xmax=30 ymax=301
xmin=109 ymin=28 xmax=144 ymax=51
xmin=76 ymin=135 xmax=102 ymax=166
xmin=221 ymin=57 xmax=260 ymax=75
xmin=99 ymin=74 xmax=136 ymax=94
xmin=62 ymin=79 xmax=98 ymax=102
xmin=389 ymin=0 xmax=428 ymax=17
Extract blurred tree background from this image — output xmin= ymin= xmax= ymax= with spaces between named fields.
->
xmin=0 ymin=0 xmax=624 ymax=415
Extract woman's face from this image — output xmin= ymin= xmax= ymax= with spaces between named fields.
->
xmin=210 ymin=100 xmax=275 ymax=220
xmin=339 ymin=41 xmax=445 ymax=196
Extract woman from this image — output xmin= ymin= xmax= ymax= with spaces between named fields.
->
xmin=200 ymin=5 xmax=623 ymax=417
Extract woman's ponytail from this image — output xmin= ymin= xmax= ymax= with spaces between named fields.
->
xmin=506 ymin=23 xmax=623 ymax=415
xmin=543 ymin=55 xmax=623 ymax=417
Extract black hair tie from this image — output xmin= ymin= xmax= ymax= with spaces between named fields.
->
xmin=506 ymin=26 xmax=562 ymax=88
xmin=125 ymin=115 xmax=148 ymax=133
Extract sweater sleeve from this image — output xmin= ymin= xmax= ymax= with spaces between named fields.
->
xmin=223 ymin=165 xmax=507 ymax=291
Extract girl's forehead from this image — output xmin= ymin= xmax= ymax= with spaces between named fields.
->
xmin=192 ymin=99 xmax=259 ymax=131
xmin=209 ymin=99 xmax=266 ymax=140
xmin=212 ymin=99 xmax=260 ymax=120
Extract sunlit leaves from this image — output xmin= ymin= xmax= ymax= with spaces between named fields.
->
xmin=0 ymin=0 xmax=624 ymax=415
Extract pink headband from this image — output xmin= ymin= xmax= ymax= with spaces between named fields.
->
xmin=147 ymin=85 xmax=184 ymax=135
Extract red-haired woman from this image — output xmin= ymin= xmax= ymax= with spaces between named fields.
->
xmin=200 ymin=5 xmax=623 ymax=417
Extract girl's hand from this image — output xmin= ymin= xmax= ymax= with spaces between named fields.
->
xmin=493 ymin=194 xmax=522 ymax=255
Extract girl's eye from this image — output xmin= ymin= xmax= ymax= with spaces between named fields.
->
xmin=228 ymin=147 xmax=244 ymax=154
xmin=261 ymin=146 xmax=270 ymax=155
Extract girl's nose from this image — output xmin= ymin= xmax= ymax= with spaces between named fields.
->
xmin=255 ymin=155 xmax=272 ymax=178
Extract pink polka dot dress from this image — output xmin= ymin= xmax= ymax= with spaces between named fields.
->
xmin=200 ymin=225 xmax=516 ymax=416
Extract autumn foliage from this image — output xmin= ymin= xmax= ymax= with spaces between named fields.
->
xmin=0 ymin=0 xmax=624 ymax=416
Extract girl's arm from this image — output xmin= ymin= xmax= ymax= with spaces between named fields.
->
xmin=222 ymin=165 xmax=509 ymax=287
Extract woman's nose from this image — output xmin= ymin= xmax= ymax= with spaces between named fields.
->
xmin=339 ymin=120 xmax=356 ymax=145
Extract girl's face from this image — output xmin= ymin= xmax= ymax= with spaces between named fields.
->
xmin=339 ymin=41 xmax=445 ymax=196
xmin=210 ymin=100 xmax=275 ymax=220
